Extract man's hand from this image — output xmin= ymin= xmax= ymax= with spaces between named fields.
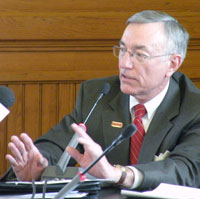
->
xmin=6 ymin=133 xmax=48 ymax=181
xmin=67 ymin=123 xmax=121 ymax=182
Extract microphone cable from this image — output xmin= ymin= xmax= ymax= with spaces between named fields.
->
xmin=31 ymin=180 xmax=36 ymax=199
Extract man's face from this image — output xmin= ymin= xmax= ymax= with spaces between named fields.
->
xmin=119 ymin=22 xmax=174 ymax=102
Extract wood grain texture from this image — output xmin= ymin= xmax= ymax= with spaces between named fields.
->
xmin=24 ymin=84 xmax=41 ymax=140
xmin=0 ymin=1 xmax=199 ymax=39
xmin=0 ymin=0 xmax=200 ymax=175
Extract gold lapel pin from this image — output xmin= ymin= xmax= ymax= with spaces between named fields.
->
xmin=111 ymin=121 xmax=123 ymax=128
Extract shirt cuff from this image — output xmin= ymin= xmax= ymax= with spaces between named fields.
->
xmin=127 ymin=166 xmax=144 ymax=189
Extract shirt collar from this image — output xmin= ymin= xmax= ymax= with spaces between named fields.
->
xmin=129 ymin=80 xmax=170 ymax=119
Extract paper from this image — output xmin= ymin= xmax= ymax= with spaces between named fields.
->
xmin=0 ymin=103 xmax=9 ymax=122
xmin=121 ymin=183 xmax=200 ymax=199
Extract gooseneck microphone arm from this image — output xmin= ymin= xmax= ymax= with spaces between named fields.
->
xmin=57 ymin=83 xmax=110 ymax=173
xmin=84 ymin=82 xmax=110 ymax=125
xmin=84 ymin=92 xmax=104 ymax=125
xmin=53 ymin=124 xmax=137 ymax=199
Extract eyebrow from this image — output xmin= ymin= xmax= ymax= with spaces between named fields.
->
xmin=119 ymin=40 xmax=151 ymax=52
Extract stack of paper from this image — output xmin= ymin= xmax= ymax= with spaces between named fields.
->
xmin=121 ymin=183 xmax=200 ymax=199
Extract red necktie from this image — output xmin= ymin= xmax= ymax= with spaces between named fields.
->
xmin=130 ymin=104 xmax=147 ymax=165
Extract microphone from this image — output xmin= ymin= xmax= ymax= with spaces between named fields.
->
xmin=53 ymin=124 xmax=137 ymax=199
xmin=0 ymin=86 xmax=15 ymax=122
xmin=41 ymin=83 xmax=110 ymax=179
xmin=57 ymin=83 xmax=110 ymax=173
xmin=0 ymin=86 xmax=15 ymax=108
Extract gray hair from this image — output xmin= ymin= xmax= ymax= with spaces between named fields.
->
xmin=127 ymin=10 xmax=189 ymax=63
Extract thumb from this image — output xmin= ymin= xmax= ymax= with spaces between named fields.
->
xmin=67 ymin=146 xmax=83 ymax=163
xmin=36 ymin=154 xmax=48 ymax=168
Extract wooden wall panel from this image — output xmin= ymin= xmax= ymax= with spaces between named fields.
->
xmin=0 ymin=0 xmax=200 ymax=175
xmin=58 ymin=83 xmax=75 ymax=121
xmin=180 ymin=45 xmax=200 ymax=78
xmin=0 ymin=46 xmax=118 ymax=81
xmin=41 ymin=84 xmax=58 ymax=134
xmin=0 ymin=119 xmax=7 ymax=177
xmin=7 ymin=85 xmax=24 ymax=138
xmin=24 ymin=84 xmax=41 ymax=140
xmin=0 ymin=42 xmax=200 ymax=82
xmin=0 ymin=1 xmax=199 ymax=39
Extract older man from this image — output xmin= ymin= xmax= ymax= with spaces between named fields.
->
xmin=4 ymin=10 xmax=200 ymax=191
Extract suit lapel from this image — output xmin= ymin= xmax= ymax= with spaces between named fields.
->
xmin=99 ymin=77 xmax=181 ymax=164
xmin=102 ymin=91 xmax=131 ymax=164
xmin=139 ymin=78 xmax=181 ymax=163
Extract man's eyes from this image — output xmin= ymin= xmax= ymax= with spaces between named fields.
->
xmin=120 ymin=47 xmax=126 ymax=52
xmin=135 ymin=52 xmax=149 ymax=59
xmin=119 ymin=47 xmax=149 ymax=59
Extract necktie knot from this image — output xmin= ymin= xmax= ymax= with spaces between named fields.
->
xmin=134 ymin=104 xmax=147 ymax=118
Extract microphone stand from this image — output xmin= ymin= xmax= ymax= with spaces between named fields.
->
xmin=56 ymin=90 xmax=105 ymax=173
xmin=41 ymin=83 xmax=110 ymax=181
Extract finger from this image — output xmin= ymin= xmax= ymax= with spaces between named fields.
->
xmin=36 ymin=154 xmax=48 ymax=168
xmin=71 ymin=123 xmax=102 ymax=152
xmin=6 ymin=154 xmax=18 ymax=167
xmin=20 ymin=133 xmax=36 ymax=152
xmin=66 ymin=146 xmax=83 ymax=163
xmin=40 ymin=157 xmax=48 ymax=168
xmin=71 ymin=123 xmax=94 ymax=143
xmin=11 ymin=135 xmax=27 ymax=163
xmin=8 ymin=142 xmax=24 ymax=164
xmin=21 ymin=133 xmax=48 ymax=168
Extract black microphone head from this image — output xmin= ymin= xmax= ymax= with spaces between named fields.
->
xmin=121 ymin=124 xmax=137 ymax=140
xmin=0 ymin=86 xmax=15 ymax=108
xmin=101 ymin=83 xmax=110 ymax=96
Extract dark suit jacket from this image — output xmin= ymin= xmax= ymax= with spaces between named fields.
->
xmin=3 ymin=72 xmax=200 ymax=191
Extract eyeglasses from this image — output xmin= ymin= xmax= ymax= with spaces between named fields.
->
xmin=113 ymin=45 xmax=173 ymax=63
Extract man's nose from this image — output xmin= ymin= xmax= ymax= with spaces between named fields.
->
xmin=119 ymin=53 xmax=133 ymax=69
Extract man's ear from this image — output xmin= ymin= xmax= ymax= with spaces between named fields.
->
xmin=166 ymin=54 xmax=182 ymax=77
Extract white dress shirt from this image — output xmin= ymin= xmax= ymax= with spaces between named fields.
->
xmin=128 ymin=81 xmax=170 ymax=189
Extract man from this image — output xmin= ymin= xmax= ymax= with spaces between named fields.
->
xmin=3 ymin=10 xmax=200 ymax=190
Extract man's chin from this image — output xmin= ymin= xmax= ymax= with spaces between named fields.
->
xmin=120 ymin=85 xmax=135 ymax=95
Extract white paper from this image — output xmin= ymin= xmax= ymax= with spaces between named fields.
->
xmin=121 ymin=183 xmax=200 ymax=199
xmin=0 ymin=103 xmax=9 ymax=122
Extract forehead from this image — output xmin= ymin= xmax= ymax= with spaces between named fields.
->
xmin=121 ymin=22 xmax=167 ymax=51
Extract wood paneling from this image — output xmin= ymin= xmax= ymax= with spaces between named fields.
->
xmin=41 ymin=84 xmax=58 ymax=134
xmin=24 ymin=84 xmax=41 ymax=140
xmin=58 ymin=83 xmax=75 ymax=121
xmin=0 ymin=40 xmax=118 ymax=82
xmin=0 ymin=119 xmax=7 ymax=177
xmin=0 ymin=1 xmax=199 ymax=39
xmin=0 ymin=0 xmax=200 ymax=176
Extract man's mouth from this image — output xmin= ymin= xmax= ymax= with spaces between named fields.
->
xmin=121 ymin=73 xmax=136 ymax=81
